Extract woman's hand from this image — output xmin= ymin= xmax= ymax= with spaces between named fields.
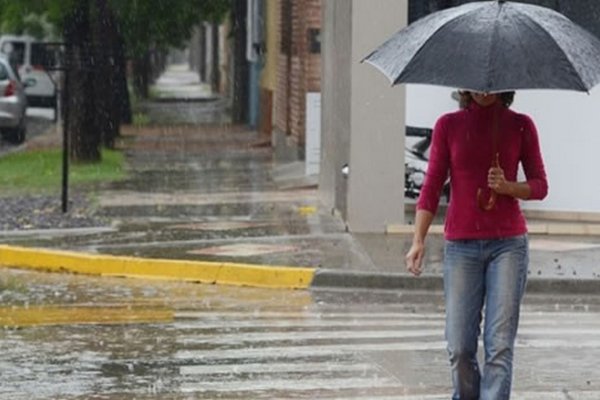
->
xmin=406 ymin=241 xmax=425 ymax=276
xmin=488 ymin=165 xmax=511 ymax=195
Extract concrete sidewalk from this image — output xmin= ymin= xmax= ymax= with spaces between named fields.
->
xmin=2 ymin=65 xmax=600 ymax=293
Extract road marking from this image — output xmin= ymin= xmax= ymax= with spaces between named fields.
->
xmin=175 ymin=310 xmax=600 ymax=321
xmin=323 ymin=392 xmax=600 ymax=400
xmin=177 ymin=327 xmax=600 ymax=345
xmin=172 ymin=319 xmax=446 ymax=330
xmin=176 ymin=339 xmax=600 ymax=361
xmin=178 ymin=329 xmax=444 ymax=344
xmin=174 ymin=311 xmax=446 ymax=319
xmin=0 ymin=306 xmax=173 ymax=327
xmin=180 ymin=361 xmax=375 ymax=375
xmin=172 ymin=317 xmax=598 ymax=331
xmin=180 ymin=377 xmax=400 ymax=393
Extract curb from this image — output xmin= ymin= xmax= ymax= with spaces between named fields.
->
xmin=2 ymin=245 xmax=599 ymax=294
xmin=387 ymin=223 xmax=600 ymax=236
xmin=0 ymin=245 xmax=315 ymax=290
xmin=312 ymin=270 xmax=600 ymax=294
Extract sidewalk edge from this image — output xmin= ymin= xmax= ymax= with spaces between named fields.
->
xmin=387 ymin=223 xmax=600 ymax=236
xmin=0 ymin=245 xmax=315 ymax=290
xmin=311 ymin=269 xmax=600 ymax=294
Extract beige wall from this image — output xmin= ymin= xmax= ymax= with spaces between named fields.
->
xmin=260 ymin=0 xmax=278 ymax=91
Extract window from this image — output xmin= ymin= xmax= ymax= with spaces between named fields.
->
xmin=8 ymin=41 xmax=25 ymax=66
xmin=0 ymin=63 xmax=8 ymax=81
xmin=32 ymin=43 xmax=48 ymax=67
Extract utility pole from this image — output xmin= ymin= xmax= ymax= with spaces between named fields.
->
xmin=231 ymin=0 xmax=249 ymax=123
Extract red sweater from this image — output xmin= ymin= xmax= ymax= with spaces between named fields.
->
xmin=417 ymin=101 xmax=548 ymax=240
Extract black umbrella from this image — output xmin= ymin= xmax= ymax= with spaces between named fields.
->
xmin=363 ymin=0 xmax=600 ymax=93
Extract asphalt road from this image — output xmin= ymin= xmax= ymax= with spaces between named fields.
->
xmin=0 ymin=267 xmax=599 ymax=399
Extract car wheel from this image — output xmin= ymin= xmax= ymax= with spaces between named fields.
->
xmin=4 ymin=121 xmax=26 ymax=145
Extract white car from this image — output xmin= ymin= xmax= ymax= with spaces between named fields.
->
xmin=0 ymin=35 xmax=58 ymax=110
xmin=0 ymin=55 xmax=32 ymax=144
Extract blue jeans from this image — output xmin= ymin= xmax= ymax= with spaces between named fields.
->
xmin=443 ymin=235 xmax=529 ymax=400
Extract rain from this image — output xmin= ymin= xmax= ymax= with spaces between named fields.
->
xmin=1 ymin=1 xmax=600 ymax=399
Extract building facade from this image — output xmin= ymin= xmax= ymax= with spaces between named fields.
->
xmin=271 ymin=0 xmax=322 ymax=159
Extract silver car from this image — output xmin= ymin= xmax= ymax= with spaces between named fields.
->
xmin=0 ymin=54 xmax=29 ymax=144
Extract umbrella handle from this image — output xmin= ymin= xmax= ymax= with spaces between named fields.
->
xmin=477 ymin=153 xmax=500 ymax=211
xmin=477 ymin=188 xmax=497 ymax=211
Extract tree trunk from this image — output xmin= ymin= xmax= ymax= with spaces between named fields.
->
xmin=64 ymin=0 xmax=101 ymax=162
xmin=133 ymin=52 xmax=150 ymax=99
xmin=199 ymin=26 xmax=207 ymax=82
xmin=153 ymin=49 xmax=168 ymax=81
xmin=114 ymin=29 xmax=132 ymax=124
xmin=211 ymin=23 xmax=220 ymax=93
xmin=92 ymin=0 xmax=119 ymax=149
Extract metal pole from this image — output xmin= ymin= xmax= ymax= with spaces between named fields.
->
xmin=61 ymin=45 xmax=70 ymax=213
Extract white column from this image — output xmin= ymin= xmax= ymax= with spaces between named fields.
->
xmin=347 ymin=0 xmax=407 ymax=232
xmin=320 ymin=0 xmax=407 ymax=233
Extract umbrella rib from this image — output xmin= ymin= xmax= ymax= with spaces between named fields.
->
xmin=361 ymin=3 xmax=487 ymax=85
xmin=485 ymin=5 xmax=503 ymax=93
xmin=391 ymin=5 xmax=488 ymax=87
xmin=516 ymin=10 xmax=588 ymax=92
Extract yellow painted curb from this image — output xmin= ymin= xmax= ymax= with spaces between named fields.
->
xmin=0 ymin=245 xmax=315 ymax=289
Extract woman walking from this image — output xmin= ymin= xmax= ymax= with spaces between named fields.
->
xmin=405 ymin=91 xmax=548 ymax=400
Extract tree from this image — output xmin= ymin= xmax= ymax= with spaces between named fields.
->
xmin=63 ymin=0 xmax=101 ymax=161
xmin=1 ymin=0 xmax=103 ymax=161
xmin=112 ymin=0 xmax=231 ymax=99
xmin=0 ymin=0 xmax=232 ymax=161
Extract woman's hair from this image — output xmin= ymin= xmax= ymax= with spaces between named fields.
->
xmin=458 ymin=91 xmax=515 ymax=109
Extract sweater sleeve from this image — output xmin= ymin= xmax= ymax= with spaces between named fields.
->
xmin=417 ymin=115 xmax=450 ymax=214
xmin=520 ymin=115 xmax=548 ymax=200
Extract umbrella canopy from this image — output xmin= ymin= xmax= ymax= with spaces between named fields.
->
xmin=363 ymin=0 xmax=600 ymax=93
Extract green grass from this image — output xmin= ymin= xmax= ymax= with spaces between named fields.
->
xmin=0 ymin=149 xmax=126 ymax=194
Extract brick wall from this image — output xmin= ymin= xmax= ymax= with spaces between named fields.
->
xmin=274 ymin=0 xmax=321 ymax=146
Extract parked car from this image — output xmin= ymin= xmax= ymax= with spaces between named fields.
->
xmin=405 ymin=126 xmax=451 ymax=202
xmin=0 ymin=55 xmax=32 ymax=144
xmin=0 ymin=35 xmax=58 ymax=109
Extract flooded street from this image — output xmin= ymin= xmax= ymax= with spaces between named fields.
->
xmin=1 ymin=267 xmax=599 ymax=399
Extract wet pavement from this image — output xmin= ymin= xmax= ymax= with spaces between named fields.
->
xmin=1 ymin=267 xmax=600 ymax=399
xmin=1 ymin=65 xmax=600 ymax=293
xmin=2 ymin=65 xmax=600 ymax=399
